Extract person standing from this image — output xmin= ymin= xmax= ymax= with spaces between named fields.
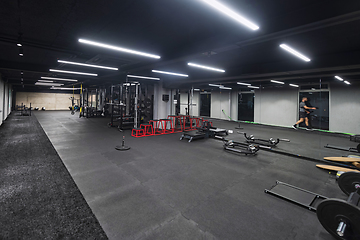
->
xmin=292 ymin=97 xmax=316 ymax=130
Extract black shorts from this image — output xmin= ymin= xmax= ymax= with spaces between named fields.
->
xmin=299 ymin=112 xmax=307 ymax=118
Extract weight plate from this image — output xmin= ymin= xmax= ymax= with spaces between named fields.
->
xmin=338 ymin=172 xmax=360 ymax=196
xmin=317 ymin=198 xmax=360 ymax=240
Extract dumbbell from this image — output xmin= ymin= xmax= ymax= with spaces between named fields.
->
xmin=247 ymin=144 xmax=257 ymax=153
xmin=316 ymin=172 xmax=360 ymax=240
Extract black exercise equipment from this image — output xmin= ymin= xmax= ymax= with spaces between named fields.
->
xmin=115 ymin=136 xmax=131 ymax=151
xmin=325 ymin=144 xmax=360 ymax=153
xmin=242 ymin=132 xmax=290 ymax=147
xmin=221 ymin=138 xmax=259 ymax=155
xmin=325 ymin=135 xmax=360 ymax=153
xmin=180 ymin=121 xmax=228 ymax=142
xmin=180 ymin=121 xmax=214 ymax=142
xmin=265 ymin=172 xmax=360 ymax=240
xmin=16 ymin=103 xmax=32 ymax=116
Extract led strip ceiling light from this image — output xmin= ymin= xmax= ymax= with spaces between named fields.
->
xmin=201 ymin=0 xmax=259 ymax=30
xmin=219 ymin=86 xmax=232 ymax=90
xmin=248 ymin=85 xmax=259 ymax=89
xmin=335 ymin=76 xmax=343 ymax=81
xmin=49 ymin=69 xmax=97 ymax=76
xmin=35 ymin=82 xmax=64 ymax=86
xmin=127 ymin=75 xmax=160 ymax=80
xmin=51 ymin=87 xmax=81 ymax=90
xmin=152 ymin=70 xmax=188 ymax=77
xmin=187 ymin=63 xmax=225 ymax=72
xmin=209 ymin=84 xmax=231 ymax=90
xmin=237 ymin=82 xmax=251 ymax=86
xmin=280 ymin=44 xmax=311 ymax=62
xmin=79 ymin=39 xmax=161 ymax=59
xmin=289 ymin=84 xmax=299 ymax=87
xmin=209 ymin=84 xmax=222 ymax=87
xmin=38 ymin=80 xmax=53 ymax=83
xmin=270 ymin=80 xmax=284 ymax=84
xmin=41 ymin=77 xmax=78 ymax=82
xmin=344 ymin=81 xmax=350 ymax=85
xmin=58 ymin=60 xmax=118 ymax=70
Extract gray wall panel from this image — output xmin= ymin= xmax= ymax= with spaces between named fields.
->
xmin=330 ymin=85 xmax=360 ymax=134
xmin=254 ymin=88 xmax=298 ymax=126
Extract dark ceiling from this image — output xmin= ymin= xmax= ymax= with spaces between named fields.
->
xmin=1 ymin=0 xmax=360 ymax=91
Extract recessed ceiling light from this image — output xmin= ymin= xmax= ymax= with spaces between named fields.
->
xmin=270 ymin=80 xmax=284 ymax=84
xmin=57 ymin=60 xmax=118 ymax=70
xmin=20 ymin=71 xmax=23 ymax=75
xmin=248 ymin=85 xmax=259 ymax=89
xmin=35 ymin=82 xmax=64 ymax=86
xmin=335 ymin=76 xmax=343 ymax=81
xmin=237 ymin=82 xmax=251 ymax=86
xmin=280 ymin=44 xmax=311 ymax=62
xmin=344 ymin=81 xmax=350 ymax=85
xmin=194 ymin=89 xmax=200 ymax=91
xmin=187 ymin=62 xmax=225 ymax=72
xmin=289 ymin=84 xmax=299 ymax=87
xmin=41 ymin=77 xmax=78 ymax=82
xmin=127 ymin=75 xmax=160 ymax=80
xmin=17 ymin=43 xmax=22 ymax=47
xmin=79 ymin=39 xmax=161 ymax=59
xmin=152 ymin=70 xmax=188 ymax=77
xmin=201 ymin=0 xmax=259 ymax=30
xmin=49 ymin=69 xmax=97 ymax=76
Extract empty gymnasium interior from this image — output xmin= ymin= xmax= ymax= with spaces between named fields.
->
xmin=2 ymin=1 xmax=360 ymax=239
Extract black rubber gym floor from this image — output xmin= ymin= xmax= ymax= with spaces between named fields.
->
xmin=3 ymin=110 xmax=358 ymax=239
xmin=0 ymin=112 xmax=107 ymax=239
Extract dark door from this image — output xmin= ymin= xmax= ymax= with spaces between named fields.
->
xmin=238 ymin=93 xmax=254 ymax=121
xmin=200 ymin=94 xmax=211 ymax=117
xmin=299 ymin=91 xmax=329 ymax=130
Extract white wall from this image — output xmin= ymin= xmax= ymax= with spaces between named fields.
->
xmin=180 ymin=92 xmax=188 ymax=115
xmin=16 ymin=92 xmax=80 ymax=110
xmin=211 ymin=90 xmax=231 ymax=120
xmin=153 ymin=82 xmax=172 ymax=120
xmin=254 ymin=88 xmax=298 ymax=126
xmin=330 ymin=85 xmax=360 ymax=134
xmin=230 ymin=91 xmax=238 ymax=121
xmin=0 ymin=75 xmax=12 ymax=125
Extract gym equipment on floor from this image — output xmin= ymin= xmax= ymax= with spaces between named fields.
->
xmin=265 ymin=172 xmax=360 ymax=240
xmin=222 ymin=138 xmax=259 ymax=155
xmin=180 ymin=121 xmax=214 ymax=142
xmin=180 ymin=121 xmax=228 ymax=142
xmin=325 ymin=135 xmax=360 ymax=153
xmin=115 ymin=136 xmax=130 ymax=151
xmin=325 ymin=144 xmax=360 ymax=153
xmin=242 ymin=132 xmax=290 ymax=147
xmin=316 ymin=165 xmax=360 ymax=173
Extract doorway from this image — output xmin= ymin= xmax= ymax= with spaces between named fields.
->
xmin=238 ymin=93 xmax=254 ymax=121
xmin=299 ymin=91 xmax=329 ymax=130
xmin=200 ymin=93 xmax=211 ymax=117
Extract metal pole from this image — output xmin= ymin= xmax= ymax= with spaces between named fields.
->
xmin=134 ymin=83 xmax=139 ymax=128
